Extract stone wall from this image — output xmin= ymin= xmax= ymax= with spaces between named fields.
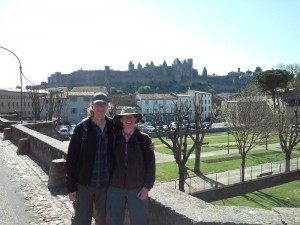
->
xmin=11 ymin=122 xmax=68 ymax=168
xmin=193 ymin=171 xmax=300 ymax=202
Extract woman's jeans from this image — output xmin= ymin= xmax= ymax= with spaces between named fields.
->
xmin=107 ymin=186 xmax=149 ymax=225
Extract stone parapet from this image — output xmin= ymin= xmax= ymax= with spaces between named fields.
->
xmin=149 ymin=183 xmax=283 ymax=225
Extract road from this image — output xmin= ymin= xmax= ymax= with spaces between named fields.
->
xmin=0 ymin=160 xmax=37 ymax=225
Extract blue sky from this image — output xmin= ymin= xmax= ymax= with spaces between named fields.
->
xmin=0 ymin=0 xmax=299 ymax=88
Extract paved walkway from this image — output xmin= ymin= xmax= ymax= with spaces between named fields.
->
xmin=155 ymin=142 xmax=283 ymax=163
xmin=0 ymin=133 xmax=74 ymax=225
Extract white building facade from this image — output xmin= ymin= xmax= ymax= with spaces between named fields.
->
xmin=136 ymin=93 xmax=177 ymax=123
xmin=60 ymin=92 xmax=94 ymax=124
xmin=136 ymin=90 xmax=212 ymax=123
xmin=0 ymin=88 xmax=34 ymax=120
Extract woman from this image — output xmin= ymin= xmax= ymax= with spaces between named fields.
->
xmin=107 ymin=107 xmax=155 ymax=225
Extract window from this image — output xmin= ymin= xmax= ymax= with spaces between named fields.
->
xmin=83 ymin=97 xmax=90 ymax=102
xmin=70 ymin=97 xmax=77 ymax=102
xmin=145 ymin=100 xmax=149 ymax=105
xmin=71 ymin=108 xmax=77 ymax=114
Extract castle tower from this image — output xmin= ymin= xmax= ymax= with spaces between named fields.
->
xmin=104 ymin=66 xmax=111 ymax=85
xmin=202 ymin=67 xmax=207 ymax=77
xmin=128 ymin=61 xmax=134 ymax=71
xmin=137 ymin=63 xmax=142 ymax=70
xmin=162 ymin=60 xmax=168 ymax=75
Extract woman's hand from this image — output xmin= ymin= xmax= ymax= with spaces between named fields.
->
xmin=68 ymin=192 xmax=77 ymax=201
xmin=137 ymin=187 xmax=149 ymax=200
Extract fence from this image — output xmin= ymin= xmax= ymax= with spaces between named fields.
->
xmin=174 ymin=158 xmax=300 ymax=194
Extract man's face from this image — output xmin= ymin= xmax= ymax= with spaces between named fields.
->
xmin=92 ymin=101 xmax=108 ymax=117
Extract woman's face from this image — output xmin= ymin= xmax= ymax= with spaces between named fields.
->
xmin=120 ymin=115 xmax=137 ymax=130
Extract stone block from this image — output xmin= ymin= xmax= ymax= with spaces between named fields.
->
xmin=3 ymin=128 xmax=12 ymax=140
xmin=48 ymin=158 xmax=66 ymax=188
xmin=17 ymin=138 xmax=30 ymax=154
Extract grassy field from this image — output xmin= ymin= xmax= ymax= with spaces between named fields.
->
xmin=210 ymin=180 xmax=300 ymax=210
xmin=156 ymin=150 xmax=300 ymax=181
xmin=153 ymin=134 xmax=280 ymax=155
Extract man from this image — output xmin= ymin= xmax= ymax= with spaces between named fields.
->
xmin=66 ymin=92 xmax=115 ymax=225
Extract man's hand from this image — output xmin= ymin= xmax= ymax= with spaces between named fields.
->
xmin=137 ymin=187 xmax=149 ymax=200
xmin=68 ymin=192 xmax=77 ymax=201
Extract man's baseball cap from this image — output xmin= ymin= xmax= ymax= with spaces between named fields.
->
xmin=92 ymin=92 xmax=109 ymax=104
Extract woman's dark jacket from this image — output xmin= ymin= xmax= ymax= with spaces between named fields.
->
xmin=66 ymin=116 xmax=115 ymax=193
xmin=110 ymin=128 xmax=155 ymax=191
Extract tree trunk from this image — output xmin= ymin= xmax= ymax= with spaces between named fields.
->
xmin=178 ymin=164 xmax=186 ymax=192
xmin=193 ymin=142 xmax=201 ymax=173
xmin=241 ymin=155 xmax=246 ymax=182
xmin=285 ymin=151 xmax=291 ymax=172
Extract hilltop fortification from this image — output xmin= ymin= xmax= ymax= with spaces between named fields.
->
xmin=42 ymin=58 xmax=256 ymax=92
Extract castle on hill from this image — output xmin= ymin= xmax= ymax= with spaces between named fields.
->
xmin=43 ymin=58 xmax=197 ymax=88
xmin=42 ymin=58 xmax=260 ymax=92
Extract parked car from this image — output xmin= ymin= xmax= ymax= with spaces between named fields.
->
xmin=146 ymin=125 xmax=156 ymax=133
xmin=69 ymin=124 xmax=76 ymax=135
xmin=58 ymin=127 xmax=69 ymax=136
xmin=162 ymin=124 xmax=168 ymax=131
xmin=190 ymin=122 xmax=196 ymax=129
xmin=171 ymin=122 xmax=177 ymax=130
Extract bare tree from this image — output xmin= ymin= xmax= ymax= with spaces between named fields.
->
xmin=45 ymin=90 xmax=66 ymax=122
xmin=155 ymin=100 xmax=195 ymax=192
xmin=226 ymin=87 xmax=273 ymax=182
xmin=254 ymin=68 xmax=300 ymax=172
xmin=275 ymin=91 xmax=300 ymax=172
xmin=26 ymin=85 xmax=47 ymax=121
xmin=190 ymin=96 xmax=221 ymax=174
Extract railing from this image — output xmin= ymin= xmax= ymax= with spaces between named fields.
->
xmin=174 ymin=158 xmax=300 ymax=194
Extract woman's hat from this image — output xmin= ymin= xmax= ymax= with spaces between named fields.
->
xmin=114 ymin=107 xmax=142 ymax=123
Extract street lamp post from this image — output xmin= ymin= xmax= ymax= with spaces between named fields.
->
xmin=0 ymin=46 xmax=23 ymax=122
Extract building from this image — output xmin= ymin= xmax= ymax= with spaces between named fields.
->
xmin=0 ymin=88 xmax=34 ymax=120
xmin=136 ymin=90 xmax=212 ymax=123
xmin=136 ymin=93 xmax=177 ymax=123
xmin=60 ymin=92 xmax=94 ymax=124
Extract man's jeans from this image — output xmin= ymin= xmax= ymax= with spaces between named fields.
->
xmin=107 ymin=186 xmax=149 ymax=225
xmin=72 ymin=184 xmax=107 ymax=225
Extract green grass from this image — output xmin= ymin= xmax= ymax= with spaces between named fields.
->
xmin=155 ymin=144 xmax=238 ymax=155
xmin=156 ymin=150 xmax=300 ymax=181
xmin=153 ymin=133 xmax=279 ymax=146
xmin=210 ymin=180 xmax=300 ymax=210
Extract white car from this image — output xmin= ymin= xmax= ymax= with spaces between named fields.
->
xmin=58 ymin=127 xmax=69 ymax=136
xmin=146 ymin=125 xmax=156 ymax=132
